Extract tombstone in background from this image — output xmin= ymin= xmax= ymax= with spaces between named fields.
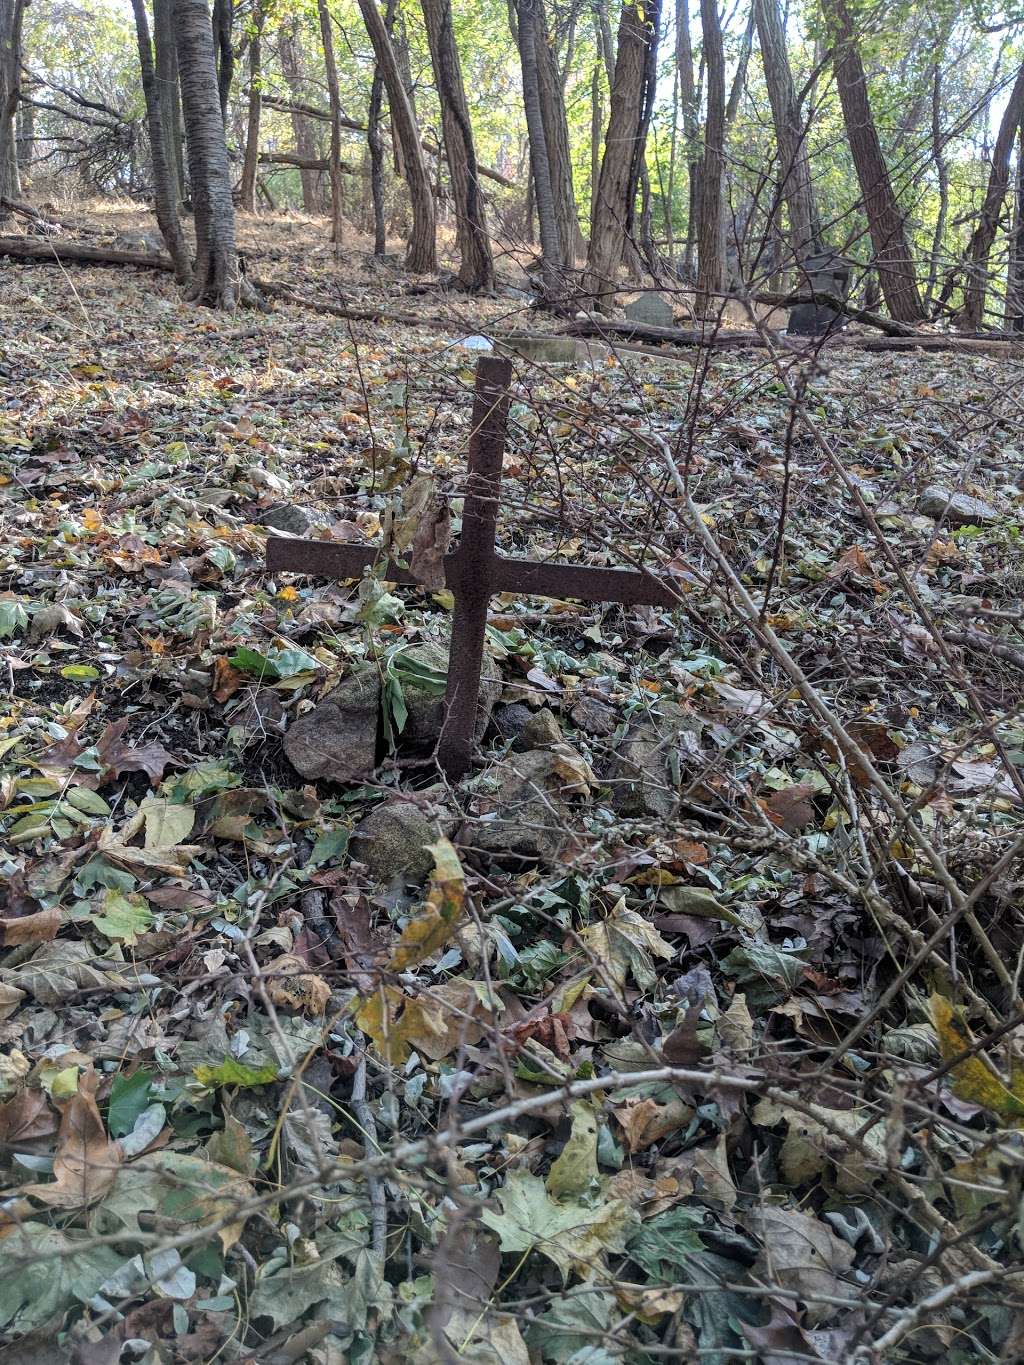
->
xmin=624 ymin=292 xmax=675 ymax=330
xmin=788 ymin=250 xmax=853 ymax=336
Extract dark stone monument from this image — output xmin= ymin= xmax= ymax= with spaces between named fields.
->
xmin=788 ymin=250 xmax=853 ymax=336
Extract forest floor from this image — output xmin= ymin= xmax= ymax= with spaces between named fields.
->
xmin=1 ymin=209 xmax=1024 ymax=1364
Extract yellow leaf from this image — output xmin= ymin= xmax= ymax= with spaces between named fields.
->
xmin=387 ymin=838 xmax=465 ymax=972
xmin=928 ymin=994 xmax=1024 ymax=1121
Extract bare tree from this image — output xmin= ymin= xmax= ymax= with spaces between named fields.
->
xmin=0 ymin=0 xmax=27 ymax=211
xmin=239 ymin=1 xmax=267 ymax=214
xmin=154 ymin=0 xmax=185 ymax=207
xmin=1006 ymin=120 xmax=1023 ymax=331
xmin=130 ymin=0 xmax=190 ymax=278
xmin=280 ymin=25 xmax=322 ymax=215
xmin=173 ymin=0 xmax=248 ymax=307
xmin=695 ymin=0 xmax=724 ymax=313
xmin=211 ymin=0 xmax=233 ymax=121
xmin=515 ymin=0 xmax=563 ymax=299
xmin=535 ymin=0 xmax=585 ymax=262
xmin=961 ymin=61 xmax=1024 ymax=329
xmin=422 ymin=0 xmax=494 ymax=289
xmin=585 ymin=0 xmax=658 ymax=310
xmin=823 ymin=0 xmax=924 ymax=322
xmin=356 ymin=0 xmax=436 ymax=272
xmin=317 ymin=0 xmax=345 ymax=244
xmin=754 ymin=0 xmax=820 ymax=261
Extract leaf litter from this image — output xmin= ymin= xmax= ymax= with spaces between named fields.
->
xmin=0 ymin=213 xmax=1022 ymax=1360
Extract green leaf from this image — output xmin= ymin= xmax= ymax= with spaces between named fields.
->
xmin=480 ymin=1170 xmax=636 ymax=1282
xmin=108 ymin=1069 xmax=155 ymax=1138
xmin=65 ymin=786 xmax=111 ymax=817
xmin=60 ymin=664 xmax=100 ymax=681
xmin=308 ymin=826 xmax=349 ymax=867
xmin=193 ymin=1057 xmax=279 ymax=1089
xmin=0 ymin=1225 xmax=122 ymax=1332
xmin=268 ymin=646 xmax=320 ymax=678
xmin=546 ymin=1101 xmax=600 ymax=1199
xmin=90 ymin=890 xmax=153 ymax=945
xmin=0 ymin=600 xmax=28 ymax=639
xmin=230 ymin=647 xmax=279 ymax=679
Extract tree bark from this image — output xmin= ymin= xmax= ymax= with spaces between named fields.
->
xmin=695 ymin=0 xmax=724 ymax=314
xmin=317 ymin=0 xmax=345 ymax=243
xmin=211 ymin=0 xmax=233 ymax=123
xmin=675 ymin=0 xmax=700 ymax=279
xmin=924 ymin=59 xmax=948 ymax=308
xmin=421 ymin=0 xmax=493 ymax=289
xmin=239 ymin=3 xmax=266 ymax=214
xmin=0 ymin=0 xmax=27 ymax=213
xmin=1006 ymin=121 xmax=1023 ymax=332
xmin=173 ymin=0 xmax=246 ymax=307
xmin=754 ymin=0 xmax=820 ymax=262
xmin=515 ymin=0 xmax=563 ymax=299
xmin=356 ymin=0 xmax=436 ymax=271
xmin=961 ymin=61 xmax=1024 ymax=329
xmin=130 ymin=0 xmax=190 ymax=279
xmin=535 ymin=0 xmax=584 ymax=262
xmin=823 ymin=0 xmax=923 ymax=322
xmin=585 ymin=0 xmax=657 ymax=310
xmin=15 ymin=92 xmax=31 ymax=180
xmin=280 ymin=26 xmax=322 ymax=214
xmin=154 ymin=0 xmax=185 ymax=208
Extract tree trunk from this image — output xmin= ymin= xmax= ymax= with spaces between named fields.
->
xmin=535 ymin=0 xmax=584 ymax=262
xmin=515 ymin=0 xmax=562 ymax=298
xmin=675 ymin=0 xmax=700 ymax=280
xmin=590 ymin=62 xmax=602 ymax=227
xmin=317 ymin=0 xmax=345 ymax=243
xmin=924 ymin=59 xmax=948 ymax=309
xmin=585 ymin=0 xmax=657 ymax=310
xmin=695 ymin=0 xmax=724 ymax=314
xmin=0 ymin=0 xmax=27 ymax=213
xmin=280 ymin=27 xmax=322 ymax=214
xmin=1006 ymin=122 xmax=1023 ymax=331
xmin=211 ymin=0 xmax=233 ymax=123
xmin=239 ymin=3 xmax=265 ymax=214
xmin=421 ymin=0 xmax=493 ymax=289
xmin=753 ymin=0 xmax=820 ymax=262
xmin=961 ymin=61 xmax=1024 ymax=330
xmin=173 ymin=0 xmax=246 ymax=307
xmin=623 ymin=0 xmax=660 ymax=249
xmin=823 ymin=0 xmax=923 ymax=322
xmin=15 ymin=94 xmax=31 ymax=181
xmin=130 ymin=0 xmax=190 ymax=279
xmin=154 ymin=0 xmax=185 ymax=207
xmin=356 ymin=0 xmax=436 ymax=271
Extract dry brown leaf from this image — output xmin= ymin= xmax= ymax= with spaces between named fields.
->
xmin=761 ymin=782 xmax=818 ymax=833
xmin=612 ymin=1095 xmax=693 ymax=1152
xmin=0 ymin=907 xmax=61 ymax=947
xmin=0 ymin=1089 xmax=59 ymax=1146
xmin=21 ymin=1069 xmax=122 ymax=1208
xmin=266 ymin=954 xmax=331 ymax=1015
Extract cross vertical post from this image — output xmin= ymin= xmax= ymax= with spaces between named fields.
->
xmin=437 ymin=355 xmax=512 ymax=779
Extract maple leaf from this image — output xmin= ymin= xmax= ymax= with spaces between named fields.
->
xmin=96 ymin=719 xmax=178 ymax=786
xmin=481 ymin=1170 xmax=636 ymax=1281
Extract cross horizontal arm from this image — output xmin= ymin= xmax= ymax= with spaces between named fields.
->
xmin=266 ymin=537 xmax=679 ymax=608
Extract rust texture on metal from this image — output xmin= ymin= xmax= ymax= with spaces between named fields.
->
xmin=266 ymin=355 xmax=680 ymax=779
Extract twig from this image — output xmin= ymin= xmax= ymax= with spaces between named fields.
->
xmin=350 ymin=1050 xmax=387 ymax=1260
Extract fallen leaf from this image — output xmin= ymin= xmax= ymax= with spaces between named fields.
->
xmin=21 ymin=1069 xmax=122 ymax=1209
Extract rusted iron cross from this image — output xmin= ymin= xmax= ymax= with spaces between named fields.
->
xmin=266 ymin=355 xmax=678 ymax=779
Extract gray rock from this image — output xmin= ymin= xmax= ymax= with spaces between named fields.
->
xmin=570 ymin=696 xmax=618 ymax=737
xmin=624 ymin=292 xmax=675 ymax=329
xmin=608 ymin=701 xmax=703 ymax=818
xmin=261 ymin=503 xmax=316 ymax=536
xmin=284 ymin=669 xmax=380 ymax=782
xmin=490 ymin=702 xmax=533 ymax=742
xmin=514 ymin=707 xmax=563 ymax=751
xmin=400 ymin=640 xmax=502 ymax=747
xmin=467 ymin=746 xmax=594 ymax=864
xmin=350 ymin=799 xmax=439 ymax=884
xmin=917 ymin=485 xmax=1000 ymax=526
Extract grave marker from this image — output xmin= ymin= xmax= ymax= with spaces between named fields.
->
xmin=266 ymin=356 xmax=679 ymax=779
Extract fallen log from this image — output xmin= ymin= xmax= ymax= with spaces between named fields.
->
xmin=566 ymin=316 xmax=765 ymax=348
xmin=0 ymin=235 xmax=175 ymax=271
